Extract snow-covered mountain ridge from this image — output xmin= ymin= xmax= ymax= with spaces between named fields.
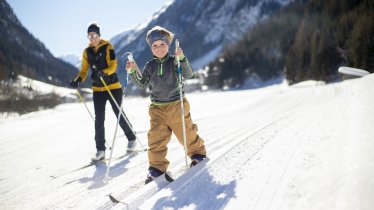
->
xmin=0 ymin=0 xmax=78 ymax=85
xmin=58 ymin=54 xmax=81 ymax=70
xmin=111 ymin=0 xmax=291 ymax=71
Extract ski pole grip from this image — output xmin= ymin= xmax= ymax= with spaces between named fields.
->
xmin=127 ymin=54 xmax=134 ymax=62
xmin=176 ymin=39 xmax=180 ymax=51
xmin=176 ymin=39 xmax=180 ymax=66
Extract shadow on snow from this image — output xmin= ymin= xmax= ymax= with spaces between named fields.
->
xmin=151 ymin=167 xmax=237 ymax=210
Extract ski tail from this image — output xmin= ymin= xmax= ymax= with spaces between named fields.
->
xmin=164 ymin=172 xmax=174 ymax=182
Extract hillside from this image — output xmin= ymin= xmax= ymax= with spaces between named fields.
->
xmin=206 ymin=0 xmax=374 ymax=88
xmin=0 ymin=0 xmax=78 ymax=86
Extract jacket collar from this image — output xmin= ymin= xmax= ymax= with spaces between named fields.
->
xmin=153 ymin=53 xmax=170 ymax=63
xmin=88 ymin=39 xmax=109 ymax=49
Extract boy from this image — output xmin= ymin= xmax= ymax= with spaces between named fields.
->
xmin=126 ymin=26 xmax=207 ymax=184
xmin=71 ymin=23 xmax=137 ymax=162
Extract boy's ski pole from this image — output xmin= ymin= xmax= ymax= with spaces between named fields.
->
xmin=176 ymin=39 xmax=189 ymax=169
xmin=123 ymin=53 xmax=147 ymax=151
xmin=104 ymin=73 xmax=129 ymax=182
xmin=126 ymin=52 xmax=142 ymax=80
xmin=102 ymin=64 xmax=147 ymax=182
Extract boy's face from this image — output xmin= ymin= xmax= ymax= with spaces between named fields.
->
xmin=151 ymin=40 xmax=169 ymax=58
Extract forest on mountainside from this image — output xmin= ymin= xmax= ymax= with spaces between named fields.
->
xmin=205 ymin=0 xmax=373 ymax=88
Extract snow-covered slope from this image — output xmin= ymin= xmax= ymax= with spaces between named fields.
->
xmin=9 ymin=75 xmax=91 ymax=101
xmin=58 ymin=54 xmax=81 ymax=70
xmin=0 ymin=74 xmax=373 ymax=210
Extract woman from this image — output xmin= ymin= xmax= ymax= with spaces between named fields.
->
xmin=70 ymin=23 xmax=136 ymax=162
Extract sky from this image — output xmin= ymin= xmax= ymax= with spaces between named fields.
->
xmin=7 ymin=0 xmax=171 ymax=57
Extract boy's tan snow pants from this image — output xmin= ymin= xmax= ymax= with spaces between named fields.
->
xmin=147 ymin=98 xmax=206 ymax=172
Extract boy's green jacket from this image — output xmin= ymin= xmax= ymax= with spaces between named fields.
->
xmin=130 ymin=53 xmax=193 ymax=104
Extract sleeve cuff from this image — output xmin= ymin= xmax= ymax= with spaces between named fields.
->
xmin=180 ymin=56 xmax=187 ymax=62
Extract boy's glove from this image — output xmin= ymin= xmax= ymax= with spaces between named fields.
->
xmin=175 ymin=46 xmax=186 ymax=61
xmin=126 ymin=61 xmax=136 ymax=74
xmin=179 ymin=55 xmax=186 ymax=62
xmin=70 ymin=77 xmax=82 ymax=89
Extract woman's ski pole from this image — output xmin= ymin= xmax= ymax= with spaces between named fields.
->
xmin=76 ymin=89 xmax=112 ymax=150
xmin=176 ymin=39 xmax=189 ymax=169
xmin=99 ymin=78 xmax=145 ymax=149
xmin=76 ymin=89 xmax=94 ymax=121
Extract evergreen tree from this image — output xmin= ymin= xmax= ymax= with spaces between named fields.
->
xmin=349 ymin=11 xmax=374 ymax=72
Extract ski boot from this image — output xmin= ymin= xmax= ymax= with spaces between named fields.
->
xmin=190 ymin=154 xmax=206 ymax=167
xmin=145 ymin=167 xmax=164 ymax=184
xmin=91 ymin=150 xmax=105 ymax=162
xmin=127 ymin=140 xmax=137 ymax=152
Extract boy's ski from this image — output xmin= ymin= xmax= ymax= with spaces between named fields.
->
xmin=107 ymin=159 xmax=209 ymax=208
xmin=107 ymin=172 xmax=174 ymax=207
xmin=137 ymin=158 xmax=209 ymax=209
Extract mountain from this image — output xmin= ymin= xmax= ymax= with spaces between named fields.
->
xmin=111 ymin=0 xmax=291 ymax=72
xmin=0 ymin=0 xmax=78 ymax=86
xmin=206 ymin=0 xmax=374 ymax=88
xmin=205 ymin=1 xmax=304 ymax=89
xmin=58 ymin=54 xmax=81 ymax=70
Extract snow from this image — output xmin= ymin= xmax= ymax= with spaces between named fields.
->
xmin=338 ymin=66 xmax=370 ymax=77
xmin=15 ymin=75 xmax=91 ymax=99
xmin=110 ymin=0 xmax=175 ymax=50
xmin=190 ymin=44 xmax=223 ymax=70
xmin=289 ymin=80 xmax=326 ymax=88
xmin=1 ymin=74 xmax=373 ymax=210
xmin=58 ymin=54 xmax=81 ymax=69
xmin=111 ymin=0 xmax=291 ymax=70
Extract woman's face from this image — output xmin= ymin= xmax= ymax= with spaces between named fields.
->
xmin=87 ymin=32 xmax=100 ymax=47
xmin=151 ymin=40 xmax=169 ymax=58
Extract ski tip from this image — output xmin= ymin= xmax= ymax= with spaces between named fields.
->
xmin=108 ymin=194 xmax=120 ymax=204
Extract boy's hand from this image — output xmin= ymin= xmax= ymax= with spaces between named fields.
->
xmin=175 ymin=47 xmax=185 ymax=60
xmin=126 ymin=61 xmax=136 ymax=73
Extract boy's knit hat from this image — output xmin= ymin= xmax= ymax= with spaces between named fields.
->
xmin=87 ymin=24 xmax=100 ymax=35
xmin=148 ymin=30 xmax=171 ymax=46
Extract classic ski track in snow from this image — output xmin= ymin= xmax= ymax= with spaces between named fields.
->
xmin=1 ymin=75 xmax=373 ymax=210
xmin=109 ymin=87 xmax=322 ymax=210
xmin=136 ymin=89 xmax=328 ymax=210
xmin=1 ymin=86 xmax=313 ymax=209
